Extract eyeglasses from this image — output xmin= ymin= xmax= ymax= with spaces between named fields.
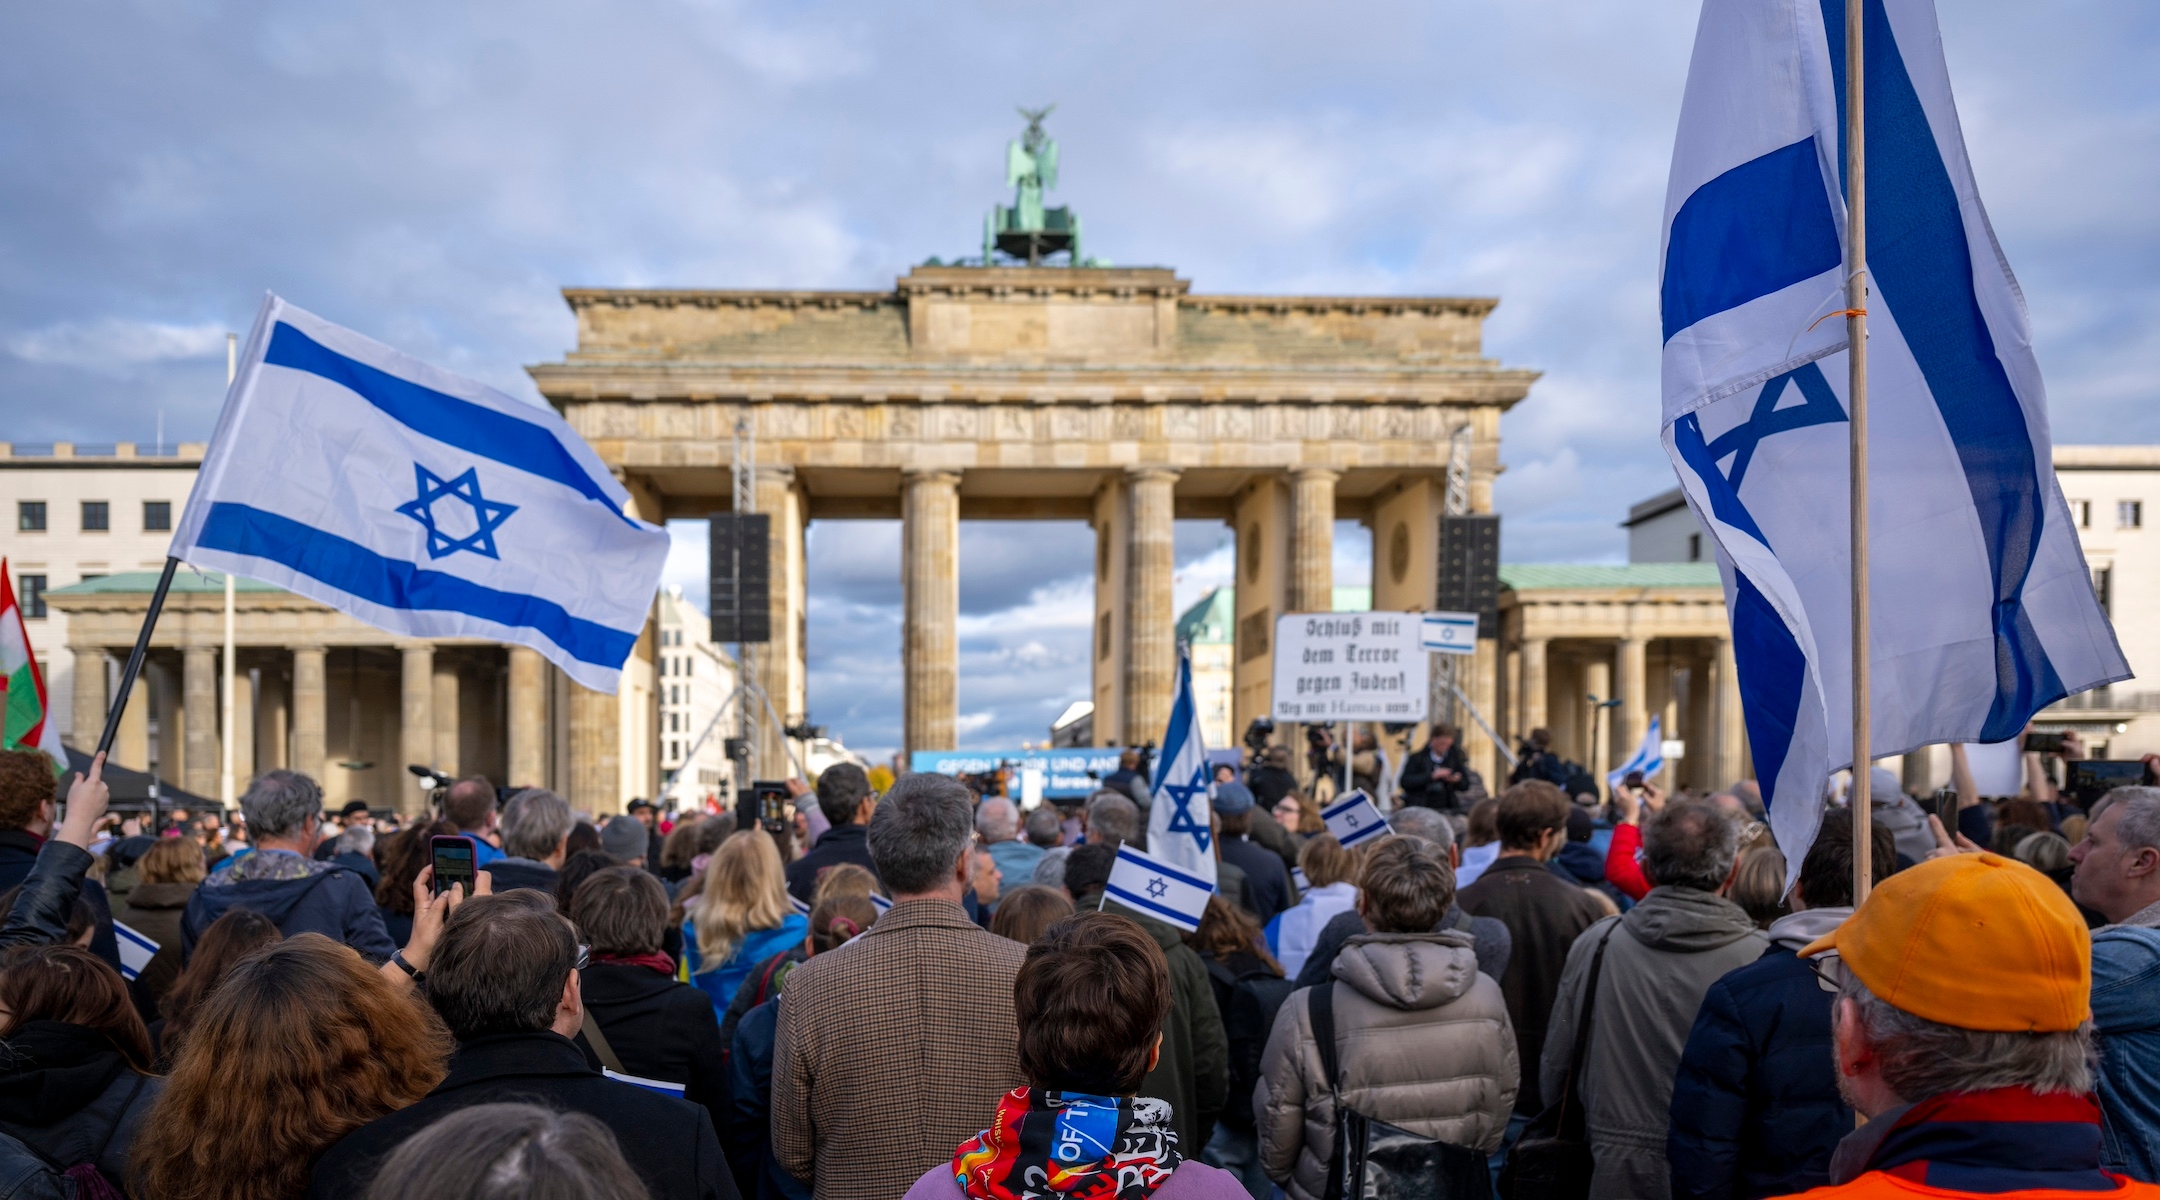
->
xmin=1805 ymin=952 xmax=1850 ymax=995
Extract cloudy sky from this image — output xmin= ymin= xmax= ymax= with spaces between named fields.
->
xmin=4 ymin=2 xmax=2153 ymax=757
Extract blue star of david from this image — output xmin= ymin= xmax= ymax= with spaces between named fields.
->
xmin=396 ymin=464 xmax=518 ymax=560
xmin=1705 ymin=362 xmax=1847 ymax=490
xmin=1146 ymin=876 xmax=1169 ymax=899
xmin=1160 ymin=764 xmax=1213 ymax=854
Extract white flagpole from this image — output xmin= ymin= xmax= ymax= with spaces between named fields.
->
xmin=220 ymin=332 xmax=238 ymax=810
xmin=1845 ymin=0 xmax=1873 ymax=906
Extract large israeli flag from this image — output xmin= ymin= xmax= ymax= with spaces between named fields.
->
xmin=171 ymin=295 xmax=670 ymax=693
xmin=1660 ymin=0 xmax=2128 ymax=872
xmin=1148 ymin=647 xmax=1216 ymax=885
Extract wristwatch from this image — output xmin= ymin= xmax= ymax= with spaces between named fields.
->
xmin=391 ymin=950 xmax=425 ymax=982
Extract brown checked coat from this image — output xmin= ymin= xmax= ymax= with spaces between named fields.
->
xmin=772 ymin=898 xmax=1028 ymax=1200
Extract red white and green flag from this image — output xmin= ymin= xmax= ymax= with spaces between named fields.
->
xmin=0 ymin=560 xmax=66 ymax=767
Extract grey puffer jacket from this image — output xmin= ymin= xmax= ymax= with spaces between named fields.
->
xmin=1540 ymin=886 xmax=1766 ymax=1200
xmin=1254 ymin=931 xmax=1519 ymax=1200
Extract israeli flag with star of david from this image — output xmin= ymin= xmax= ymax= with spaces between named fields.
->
xmin=1148 ymin=647 xmax=1216 ymax=886
xmin=1105 ymin=844 xmax=1213 ymax=934
xmin=171 ymin=294 xmax=670 ymax=693
xmin=1660 ymin=0 xmax=2127 ymax=878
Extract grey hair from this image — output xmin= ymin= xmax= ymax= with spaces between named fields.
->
xmin=2097 ymin=786 xmax=2160 ymax=853
xmin=239 ymin=770 xmax=323 ymax=841
xmin=1837 ymin=973 xmax=2092 ymax=1101
xmin=1387 ymin=806 xmax=1455 ymax=851
xmin=1084 ymin=792 xmax=1140 ymax=847
xmin=1031 ymin=846 xmax=1071 ymax=889
xmin=1023 ymin=805 xmax=1064 ymax=848
xmin=363 ymin=1102 xmax=646 ymax=1200
xmin=335 ymin=825 xmax=376 ymax=857
xmin=1642 ymin=799 xmax=1740 ymax=892
xmin=975 ymin=797 xmax=1019 ymax=843
xmin=500 ymin=788 xmax=574 ymax=860
xmin=866 ymin=773 xmax=976 ymax=894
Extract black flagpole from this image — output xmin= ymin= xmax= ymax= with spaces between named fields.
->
xmin=95 ymin=556 xmax=180 ymax=757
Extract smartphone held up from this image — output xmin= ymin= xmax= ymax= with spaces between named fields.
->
xmin=430 ymin=835 xmax=478 ymax=899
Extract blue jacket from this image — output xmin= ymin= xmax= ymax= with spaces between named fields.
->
xmin=1668 ymin=908 xmax=1853 ymax=1200
xmin=181 ymin=849 xmax=395 ymax=963
xmin=2093 ymin=923 xmax=2160 ymax=1182
xmin=684 ymin=914 xmax=809 ymax=1016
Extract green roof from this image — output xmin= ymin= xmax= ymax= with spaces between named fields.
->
xmin=1499 ymin=563 xmax=1723 ymax=590
xmin=47 ymin=570 xmax=283 ymax=596
xmin=1175 ymin=587 xmax=1235 ymax=644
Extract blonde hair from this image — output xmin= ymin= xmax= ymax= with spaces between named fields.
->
xmin=691 ymin=831 xmax=792 ymax=966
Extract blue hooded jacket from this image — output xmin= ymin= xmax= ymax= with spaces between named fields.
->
xmin=181 ymin=848 xmax=395 ymax=963
xmin=684 ymin=913 xmax=810 ymax=1017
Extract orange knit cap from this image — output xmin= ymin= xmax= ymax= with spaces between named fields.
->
xmin=1799 ymin=851 xmax=2091 ymax=1032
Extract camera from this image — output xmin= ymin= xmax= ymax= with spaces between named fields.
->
xmin=1242 ymin=718 xmax=1276 ymax=756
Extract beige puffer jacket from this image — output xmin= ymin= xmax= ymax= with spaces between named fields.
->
xmin=1253 ymin=930 xmax=1519 ymax=1200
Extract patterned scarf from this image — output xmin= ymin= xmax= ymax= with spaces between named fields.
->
xmin=954 ymin=1088 xmax=1182 ymax=1200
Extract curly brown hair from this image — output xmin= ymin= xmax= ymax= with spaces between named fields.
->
xmin=0 ymin=748 xmax=56 ymax=831
xmin=131 ymin=934 xmax=452 ymax=1200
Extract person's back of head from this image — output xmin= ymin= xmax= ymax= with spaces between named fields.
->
xmin=1385 ymin=805 xmax=1454 ymax=852
xmin=809 ymin=893 xmax=879 ymax=954
xmin=240 ymin=770 xmax=322 ymax=845
xmin=137 ymin=834 xmax=207 ymax=886
xmin=0 ymin=749 xmax=55 ymax=833
xmin=564 ymin=821 xmax=603 ymax=860
xmin=1299 ymin=834 xmax=1355 ymax=890
xmin=0 ymin=945 xmax=152 ymax=1071
xmin=1062 ymin=842 xmax=1117 ymax=900
xmin=1526 ymin=727 xmax=1552 ymax=753
xmin=815 ymin=762 xmax=873 ymax=828
xmin=444 ymin=777 xmax=497 ymax=834
xmin=1565 ymin=806 xmax=1594 ymax=845
xmin=336 ymin=824 xmax=376 ymax=858
xmin=1729 ymin=846 xmax=1789 ymax=929
xmin=1642 ymin=799 xmax=1741 ymax=893
xmin=500 ymin=789 xmax=573 ymax=862
xmin=1083 ymin=792 xmax=1140 ymax=848
xmin=1358 ymin=838 xmax=1456 ymax=934
xmin=864 ymin=772 xmax=974 ymax=897
xmin=1495 ymin=781 xmax=1570 ymax=855
xmin=1464 ymin=798 xmax=1500 ymax=848
xmin=133 ymin=934 xmax=451 ymax=1200
xmin=692 ymin=830 xmax=790 ymax=964
xmin=990 ymin=885 xmax=1076 ymax=947
xmin=660 ymin=816 xmax=704 ymax=872
xmin=810 ymin=861 xmax=881 ymax=905
xmin=426 ymin=892 xmax=578 ymax=1041
xmin=569 ymin=866 xmax=669 ymax=957
xmin=554 ymin=850 xmax=617 ymax=913
xmin=1187 ymin=894 xmax=1281 ymax=974
xmin=1023 ymin=805 xmax=1063 ymax=849
xmin=1014 ymin=911 xmax=1171 ymax=1095
xmin=1797 ymin=808 xmax=1896 ymax=909
xmin=2017 ymin=831 xmax=2072 ymax=875
xmin=161 ymin=908 xmax=282 ymax=1055
xmin=975 ymin=797 xmax=1019 ymax=845
xmin=598 ymin=814 xmax=648 ymax=865
xmin=364 ymin=1103 xmax=646 ymax=1200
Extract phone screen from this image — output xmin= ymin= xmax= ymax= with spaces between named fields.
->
xmin=431 ymin=836 xmax=477 ymax=898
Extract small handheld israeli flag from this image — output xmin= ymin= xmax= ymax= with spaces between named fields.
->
xmin=1105 ymin=843 xmax=1214 ymax=933
xmin=1320 ymin=789 xmax=1390 ymax=850
xmin=1607 ymin=715 xmax=1666 ymax=796
xmin=170 ymin=295 xmax=670 ymax=693
xmin=1148 ymin=648 xmax=1217 ymax=886
xmin=1659 ymin=0 xmax=2127 ymax=876
xmin=113 ymin=920 xmax=158 ymax=982
xmin=601 ymin=1068 xmax=687 ymax=1097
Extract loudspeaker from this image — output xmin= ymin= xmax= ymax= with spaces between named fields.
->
xmin=1438 ymin=514 xmax=1501 ymax=638
xmin=710 ymin=513 xmax=771 ymax=643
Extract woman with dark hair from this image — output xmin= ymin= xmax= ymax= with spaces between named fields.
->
xmin=903 ymin=911 xmax=1245 ymax=1200
xmin=555 ymin=849 xmax=618 ymax=912
xmin=0 ymin=945 xmax=164 ymax=1191
xmin=373 ymin=819 xmax=451 ymax=948
xmin=151 ymin=907 xmax=281 ymax=1065
xmin=363 ymin=1102 xmax=646 ymax=1200
xmin=988 ymin=884 xmax=1074 ymax=947
xmin=130 ymin=934 xmax=453 ymax=1200
xmin=564 ymin=820 xmax=605 ymax=860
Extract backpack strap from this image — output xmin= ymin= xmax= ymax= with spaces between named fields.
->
xmin=1555 ymin=923 xmax=1621 ymax=1131
xmin=580 ymin=1007 xmax=627 ymax=1074
xmin=1309 ymin=981 xmax=1341 ymax=1094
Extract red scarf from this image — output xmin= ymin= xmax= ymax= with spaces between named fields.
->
xmin=592 ymin=951 xmax=675 ymax=975
xmin=953 ymin=1088 xmax=1182 ymax=1200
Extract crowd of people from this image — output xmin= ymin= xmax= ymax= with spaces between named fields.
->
xmin=1 ymin=721 xmax=2158 ymax=1200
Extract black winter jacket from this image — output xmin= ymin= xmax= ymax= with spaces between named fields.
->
xmin=576 ymin=961 xmax=731 ymax=1135
xmin=781 ymin=824 xmax=876 ymax=904
xmin=309 ymin=1031 xmax=738 ymax=1200
xmin=482 ymin=857 xmax=560 ymax=895
xmin=0 ymin=1021 xmax=163 ymax=1192
xmin=0 ymin=833 xmax=119 ymax=971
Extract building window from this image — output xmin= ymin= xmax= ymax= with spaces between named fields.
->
xmin=19 ymin=575 xmax=46 ymax=619
xmin=2120 ymin=501 xmax=2143 ymax=529
xmin=17 ymin=502 xmax=45 ymax=532
xmin=1687 ymin=532 xmax=1701 ymax=562
xmin=81 ymin=501 xmax=109 ymax=532
xmin=143 ymin=501 xmax=171 ymax=532
xmin=2073 ymin=500 xmax=2092 ymax=529
xmin=2094 ymin=566 xmax=2112 ymax=616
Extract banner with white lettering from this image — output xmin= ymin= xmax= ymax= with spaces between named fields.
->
xmin=1270 ymin=612 xmax=1429 ymax=722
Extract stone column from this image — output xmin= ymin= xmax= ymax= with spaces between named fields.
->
xmin=116 ymin=666 xmax=149 ymax=773
xmin=231 ymin=669 xmax=255 ymax=789
xmin=568 ymin=683 xmax=619 ymax=811
xmin=1520 ymin=638 xmax=1549 ymax=735
xmin=182 ymin=646 xmax=219 ymax=798
xmin=1124 ymin=467 xmax=1179 ymax=745
xmin=398 ymin=645 xmax=434 ymax=814
xmin=70 ymin=648 xmax=107 ymax=755
xmin=902 ymin=469 xmax=961 ymax=754
xmin=291 ymin=647 xmax=327 ymax=782
xmin=432 ymin=659 xmax=460 ymax=777
xmin=1715 ymin=637 xmax=1744 ymax=787
xmin=1288 ymin=468 xmax=1339 ymax=614
xmin=1619 ymin=635 xmax=1649 ymax=759
xmin=1585 ymin=654 xmax=1613 ymax=786
xmin=507 ymin=647 xmax=548 ymax=788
